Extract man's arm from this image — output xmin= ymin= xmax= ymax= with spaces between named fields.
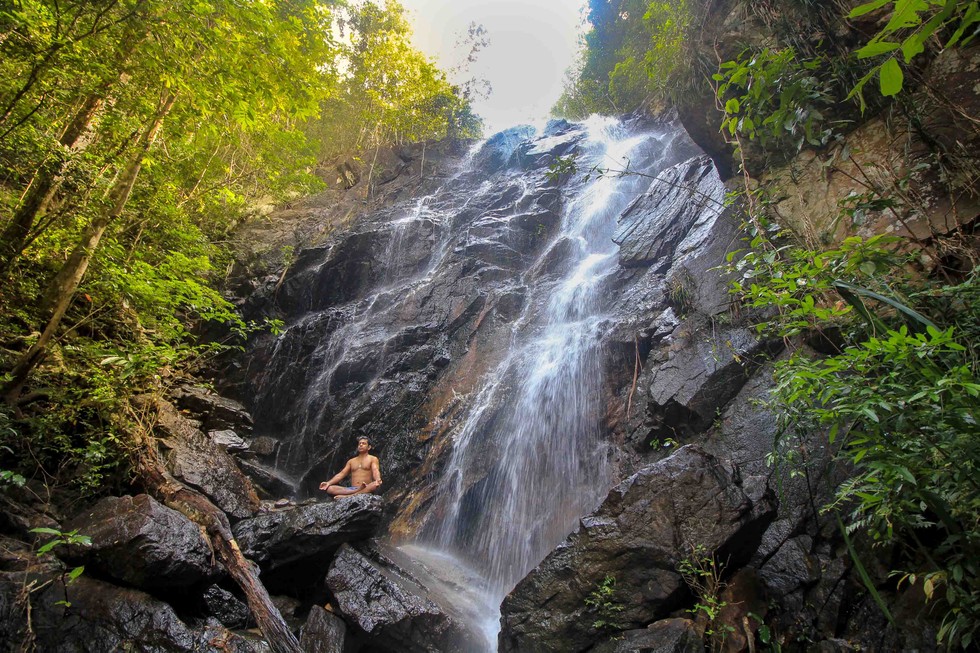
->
xmin=320 ymin=461 xmax=351 ymax=490
xmin=371 ymin=457 xmax=382 ymax=486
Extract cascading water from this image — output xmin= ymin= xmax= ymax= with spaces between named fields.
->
xmin=406 ymin=117 xmax=692 ymax=649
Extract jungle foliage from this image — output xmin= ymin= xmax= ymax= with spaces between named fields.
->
xmin=0 ymin=0 xmax=479 ymax=501
xmin=553 ymin=0 xmax=696 ymax=118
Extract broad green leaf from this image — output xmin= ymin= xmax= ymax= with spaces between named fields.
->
xmin=856 ymin=40 xmax=901 ymax=58
xmin=901 ymin=34 xmax=926 ymax=62
xmin=37 ymin=541 xmax=59 ymax=555
xmin=879 ymin=58 xmax=904 ymax=96
xmin=947 ymin=5 xmax=980 ymax=46
xmin=883 ymin=0 xmax=929 ymax=32
xmin=67 ymin=566 xmax=85 ymax=583
xmin=832 ymin=280 xmax=938 ymax=331
xmin=30 ymin=527 xmax=61 ymax=536
xmin=849 ymin=0 xmax=892 ymax=18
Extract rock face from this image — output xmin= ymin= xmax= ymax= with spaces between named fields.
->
xmin=203 ymin=584 xmax=250 ymax=628
xmin=233 ymin=495 xmax=382 ymax=574
xmin=325 ymin=543 xmax=482 ymax=653
xmin=592 ymin=619 xmax=703 ymax=653
xmin=300 ymin=605 xmax=346 ymax=653
xmin=498 ymin=445 xmax=775 ymax=653
xmin=153 ymin=396 xmax=260 ymax=520
xmin=171 ymin=383 xmax=254 ymax=434
xmin=8 ymin=572 xmax=266 ymax=653
xmin=64 ymin=494 xmax=217 ymax=589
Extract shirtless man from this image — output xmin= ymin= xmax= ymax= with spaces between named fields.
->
xmin=319 ymin=437 xmax=382 ymax=499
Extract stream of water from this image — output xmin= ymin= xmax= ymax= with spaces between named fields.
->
xmin=399 ymin=117 xmax=689 ymax=650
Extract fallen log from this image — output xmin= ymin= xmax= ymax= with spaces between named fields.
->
xmin=130 ymin=397 xmax=302 ymax=653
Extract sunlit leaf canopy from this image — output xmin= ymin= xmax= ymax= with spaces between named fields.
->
xmin=0 ymin=0 xmax=480 ymax=493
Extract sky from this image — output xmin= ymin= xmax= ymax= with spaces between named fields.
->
xmin=397 ymin=0 xmax=588 ymax=134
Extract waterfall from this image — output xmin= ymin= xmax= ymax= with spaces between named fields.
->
xmin=405 ymin=117 xmax=689 ymax=649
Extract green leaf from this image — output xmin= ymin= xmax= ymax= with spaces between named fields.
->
xmin=30 ymin=527 xmax=62 ymax=536
xmin=849 ymin=0 xmax=891 ymax=18
xmin=879 ymin=58 xmax=904 ymax=96
xmin=36 ymin=541 xmax=59 ymax=555
xmin=67 ymin=566 xmax=85 ymax=583
xmin=900 ymin=34 xmax=926 ymax=63
xmin=947 ymin=6 xmax=980 ymax=47
xmin=832 ymin=280 xmax=938 ymax=331
xmin=838 ymin=513 xmax=896 ymax=627
xmin=856 ymin=40 xmax=902 ymax=58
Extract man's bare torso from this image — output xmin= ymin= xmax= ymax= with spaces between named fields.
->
xmin=348 ymin=454 xmax=377 ymax=485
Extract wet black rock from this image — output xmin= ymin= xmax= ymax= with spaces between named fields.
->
xmin=28 ymin=575 xmax=264 ymax=652
xmin=759 ymin=535 xmax=820 ymax=597
xmin=613 ymin=156 xmax=724 ymax=269
xmin=471 ymin=125 xmax=538 ymax=174
xmin=325 ymin=543 xmax=481 ymax=653
xmin=612 ymin=155 xmax=741 ymax=318
xmin=300 ymin=605 xmax=347 ymax=653
xmin=233 ymin=496 xmax=381 ymax=574
xmin=248 ymin=436 xmax=280 ymax=457
xmin=203 ymin=584 xmax=250 ymax=628
xmin=237 ymin=459 xmax=300 ymax=499
xmin=64 ymin=494 xmax=217 ymax=589
xmin=498 ymin=445 xmax=775 ymax=653
xmin=643 ymin=325 xmax=782 ymax=440
xmin=209 ymin=429 xmax=249 ymax=452
xmin=153 ymin=397 xmax=260 ymax=520
xmin=592 ymin=618 xmax=703 ymax=653
xmin=0 ymin=489 xmax=60 ymax=539
xmin=171 ymin=384 xmax=254 ymax=434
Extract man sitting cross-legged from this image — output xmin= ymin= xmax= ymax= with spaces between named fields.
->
xmin=319 ymin=437 xmax=382 ymax=499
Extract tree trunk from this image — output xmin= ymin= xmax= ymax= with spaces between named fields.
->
xmin=1 ymin=31 xmax=144 ymax=274
xmin=133 ymin=399 xmax=302 ymax=653
xmin=0 ymin=93 xmax=105 ymax=273
xmin=2 ymin=92 xmax=176 ymax=404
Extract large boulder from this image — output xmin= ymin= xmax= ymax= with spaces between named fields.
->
xmin=613 ymin=155 xmax=742 ymax=319
xmin=613 ymin=156 xmax=725 ymax=272
xmin=171 ymin=383 xmax=254 ymax=434
xmin=498 ymin=445 xmax=775 ymax=653
xmin=233 ymin=496 xmax=381 ymax=574
xmin=202 ymin=584 xmax=250 ymax=629
xmin=325 ymin=543 xmax=483 ymax=653
xmin=26 ymin=574 xmax=266 ymax=652
xmin=150 ymin=396 xmax=260 ymax=520
xmin=643 ymin=325 xmax=782 ymax=441
xmin=300 ymin=605 xmax=347 ymax=653
xmin=0 ymin=488 xmax=60 ymax=540
xmin=236 ymin=459 xmax=301 ymax=499
xmin=64 ymin=494 xmax=217 ymax=590
xmin=592 ymin=618 xmax=703 ymax=653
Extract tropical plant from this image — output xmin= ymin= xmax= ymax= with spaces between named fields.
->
xmin=585 ymin=574 xmax=627 ymax=632
xmin=0 ymin=0 xmax=476 ymax=498
xmin=729 ymin=222 xmax=980 ymax=649
xmin=847 ymin=0 xmax=980 ymax=110
xmin=678 ymin=544 xmax=734 ymax=652
xmin=714 ymin=48 xmax=834 ymax=161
